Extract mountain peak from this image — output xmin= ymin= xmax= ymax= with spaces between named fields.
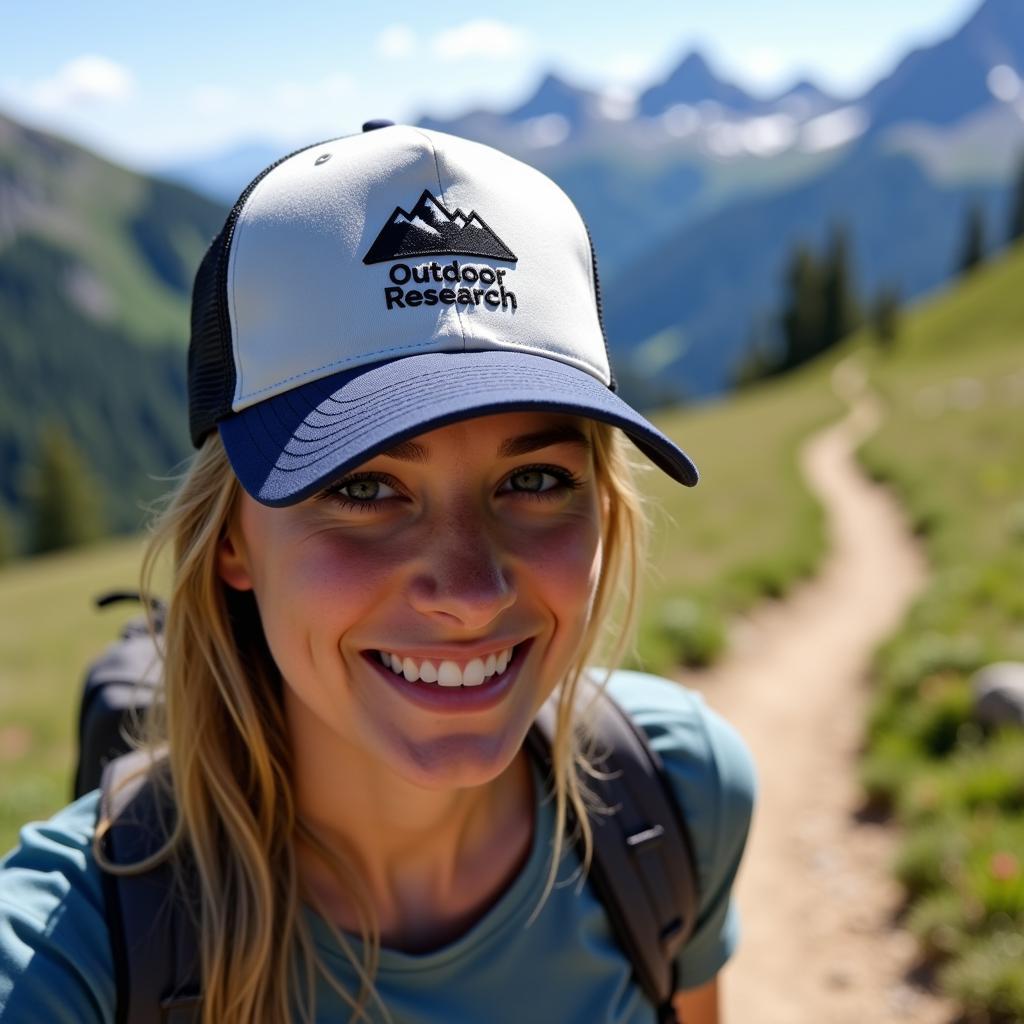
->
xmin=507 ymin=70 xmax=599 ymax=126
xmin=638 ymin=48 xmax=756 ymax=116
xmin=862 ymin=0 xmax=1024 ymax=133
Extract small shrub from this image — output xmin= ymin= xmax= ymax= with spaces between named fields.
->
xmin=655 ymin=597 xmax=726 ymax=668
xmin=882 ymin=632 xmax=988 ymax=695
xmin=861 ymin=730 xmax=922 ymax=808
xmin=898 ymin=734 xmax=1024 ymax=823
xmin=907 ymin=888 xmax=971 ymax=958
xmin=940 ymin=930 xmax=1024 ymax=1021
xmin=895 ymin=816 xmax=971 ymax=898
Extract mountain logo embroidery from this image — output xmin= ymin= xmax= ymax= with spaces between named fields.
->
xmin=363 ymin=189 xmax=517 ymax=265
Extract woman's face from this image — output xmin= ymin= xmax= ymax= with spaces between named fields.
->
xmin=217 ymin=411 xmax=605 ymax=791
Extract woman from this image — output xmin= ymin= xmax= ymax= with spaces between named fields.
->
xmin=0 ymin=122 xmax=755 ymax=1023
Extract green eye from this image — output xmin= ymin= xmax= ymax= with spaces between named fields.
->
xmin=510 ymin=470 xmax=549 ymax=493
xmin=321 ymin=473 xmax=399 ymax=510
xmin=345 ymin=479 xmax=382 ymax=501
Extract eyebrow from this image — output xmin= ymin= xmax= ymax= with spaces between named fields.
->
xmin=499 ymin=425 xmax=593 ymax=458
xmin=379 ymin=425 xmax=593 ymax=463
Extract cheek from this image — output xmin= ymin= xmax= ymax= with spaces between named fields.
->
xmin=515 ymin=514 xmax=603 ymax=622
xmin=251 ymin=532 xmax=410 ymax=673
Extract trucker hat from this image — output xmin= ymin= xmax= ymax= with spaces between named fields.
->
xmin=187 ymin=120 xmax=699 ymax=506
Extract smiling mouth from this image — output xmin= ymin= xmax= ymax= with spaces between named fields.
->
xmin=372 ymin=643 xmax=523 ymax=688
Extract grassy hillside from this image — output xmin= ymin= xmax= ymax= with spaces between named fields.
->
xmin=854 ymin=245 xmax=1024 ymax=1021
xmin=0 ymin=113 xmax=226 ymax=542
xmin=633 ymin=366 xmax=843 ymax=668
xmin=0 ymin=536 xmax=149 ymax=850
xmin=0 ymin=113 xmax=223 ymax=343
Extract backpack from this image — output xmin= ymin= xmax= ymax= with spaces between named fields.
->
xmin=78 ymin=593 xmax=699 ymax=1024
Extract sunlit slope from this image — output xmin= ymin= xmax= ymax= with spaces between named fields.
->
xmin=860 ymin=242 xmax=1024 ymax=592
xmin=856 ymin=244 xmax=1024 ymax=1021
xmin=639 ymin=359 xmax=845 ymax=668
xmin=0 ymin=113 xmax=226 ymax=534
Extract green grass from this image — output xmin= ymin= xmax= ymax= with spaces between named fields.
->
xmin=638 ymin=363 xmax=843 ymax=668
xmin=0 ymin=536 xmax=149 ymax=852
xmin=854 ymin=244 xmax=1024 ymax=1020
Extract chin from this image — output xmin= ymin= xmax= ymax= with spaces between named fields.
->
xmin=392 ymin=730 xmax=524 ymax=791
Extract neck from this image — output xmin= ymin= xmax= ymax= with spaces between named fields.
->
xmin=286 ymin=697 xmax=536 ymax=952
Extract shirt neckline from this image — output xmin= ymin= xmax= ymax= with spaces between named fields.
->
xmin=307 ymin=755 xmax=561 ymax=976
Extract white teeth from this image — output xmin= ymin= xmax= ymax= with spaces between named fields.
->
xmin=437 ymin=660 xmax=462 ymax=687
xmin=462 ymin=658 xmax=486 ymax=687
xmin=376 ymin=645 xmax=518 ymax=687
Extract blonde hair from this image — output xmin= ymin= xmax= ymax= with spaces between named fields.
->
xmin=102 ymin=419 xmax=649 ymax=1023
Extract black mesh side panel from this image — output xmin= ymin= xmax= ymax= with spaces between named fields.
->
xmin=186 ymin=135 xmax=350 ymax=447
xmin=187 ymin=235 xmax=232 ymax=446
xmin=582 ymin=220 xmax=617 ymax=393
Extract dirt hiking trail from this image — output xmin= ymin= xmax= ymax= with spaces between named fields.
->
xmin=676 ymin=360 xmax=958 ymax=1024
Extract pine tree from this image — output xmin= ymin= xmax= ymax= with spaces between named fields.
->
xmin=871 ymin=285 xmax=902 ymax=349
xmin=732 ymin=312 xmax=781 ymax=387
xmin=26 ymin=423 xmax=106 ymax=555
xmin=779 ymin=243 xmax=824 ymax=372
xmin=0 ymin=504 xmax=13 ymax=565
xmin=1008 ymin=152 xmax=1024 ymax=246
xmin=958 ymin=203 xmax=986 ymax=276
xmin=820 ymin=224 xmax=860 ymax=350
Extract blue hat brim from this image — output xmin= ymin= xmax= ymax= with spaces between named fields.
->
xmin=219 ymin=351 xmax=698 ymax=506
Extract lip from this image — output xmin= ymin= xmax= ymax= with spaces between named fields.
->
xmin=368 ymin=638 xmax=528 ymax=664
xmin=361 ymin=638 xmax=534 ymax=714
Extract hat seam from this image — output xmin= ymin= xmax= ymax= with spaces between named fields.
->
xmin=411 ymin=126 xmax=469 ymax=355
xmin=223 ymin=136 xmax=340 ymax=413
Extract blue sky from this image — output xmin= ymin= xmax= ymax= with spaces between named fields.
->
xmin=0 ymin=0 xmax=980 ymax=170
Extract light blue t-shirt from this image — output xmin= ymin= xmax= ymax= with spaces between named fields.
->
xmin=0 ymin=672 xmax=755 ymax=1023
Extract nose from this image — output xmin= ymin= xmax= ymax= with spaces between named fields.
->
xmin=406 ymin=509 xmax=516 ymax=628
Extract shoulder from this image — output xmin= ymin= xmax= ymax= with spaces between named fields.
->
xmin=599 ymin=669 xmax=757 ymax=988
xmin=601 ymin=668 xmax=757 ymax=823
xmin=0 ymin=792 xmax=114 ymax=1022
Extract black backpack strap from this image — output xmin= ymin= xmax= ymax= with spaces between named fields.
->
xmin=98 ymin=751 xmax=202 ymax=1024
xmin=74 ymin=592 xmax=165 ymax=799
xmin=526 ymin=677 xmax=699 ymax=1022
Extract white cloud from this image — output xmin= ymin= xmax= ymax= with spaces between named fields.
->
xmin=270 ymin=71 xmax=354 ymax=113
xmin=30 ymin=55 xmax=134 ymax=110
xmin=736 ymin=47 xmax=787 ymax=88
xmin=190 ymin=85 xmax=239 ymax=118
xmin=606 ymin=51 xmax=659 ymax=87
xmin=987 ymin=64 xmax=1021 ymax=103
xmin=377 ymin=24 xmax=415 ymax=59
xmin=433 ymin=20 xmax=528 ymax=61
